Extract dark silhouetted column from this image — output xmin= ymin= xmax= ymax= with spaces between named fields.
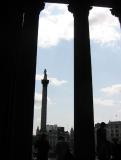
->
xmin=68 ymin=1 xmax=95 ymax=160
xmin=8 ymin=2 xmax=24 ymax=160
xmin=41 ymin=69 xmax=49 ymax=132
xmin=9 ymin=1 xmax=45 ymax=160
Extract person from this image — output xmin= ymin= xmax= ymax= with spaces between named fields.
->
xmin=55 ymin=136 xmax=69 ymax=160
xmin=64 ymin=147 xmax=74 ymax=160
xmin=35 ymin=133 xmax=50 ymax=160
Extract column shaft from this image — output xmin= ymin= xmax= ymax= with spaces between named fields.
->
xmin=41 ymin=84 xmax=48 ymax=131
xmin=68 ymin=3 xmax=95 ymax=159
xmin=8 ymin=2 xmax=24 ymax=160
xmin=8 ymin=2 xmax=45 ymax=160
xmin=74 ymin=10 xmax=95 ymax=160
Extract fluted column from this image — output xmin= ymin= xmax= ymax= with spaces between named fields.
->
xmin=10 ymin=1 xmax=45 ymax=160
xmin=110 ymin=1 xmax=121 ymax=27
xmin=68 ymin=1 xmax=95 ymax=160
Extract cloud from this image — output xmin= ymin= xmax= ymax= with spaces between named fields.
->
xmin=94 ymin=98 xmax=115 ymax=106
xmin=101 ymin=84 xmax=121 ymax=96
xmin=49 ymin=77 xmax=67 ymax=86
xmin=36 ymin=74 xmax=67 ymax=86
xmin=36 ymin=74 xmax=43 ymax=81
xmin=38 ymin=4 xmax=120 ymax=48
xmin=38 ymin=4 xmax=73 ymax=48
xmin=89 ymin=7 xmax=121 ymax=45
xmin=33 ymin=117 xmax=41 ymax=135
xmin=34 ymin=93 xmax=42 ymax=107
xmin=34 ymin=92 xmax=54 ymax=108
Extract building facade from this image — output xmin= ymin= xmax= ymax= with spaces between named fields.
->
xmin=95 ymin=121 xmax=121 ymax=149
xmin=35 ymin=124 xmax=72 ymax=153
xmin=106 ymin=121 xmax=121 ymax=143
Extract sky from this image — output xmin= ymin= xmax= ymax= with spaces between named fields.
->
xmin=33 ymin=3 xmax=121 ymax=135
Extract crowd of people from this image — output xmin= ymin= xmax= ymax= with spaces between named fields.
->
xmin=55 ymin=136 xmax=74 ymax=160
xmin=34 ymin=134 xmax=50 ymax=160
xmin=33 ymin=133 xmax=74 ymax=160
xmin=33 ymin=123 xmax=121 ymax=160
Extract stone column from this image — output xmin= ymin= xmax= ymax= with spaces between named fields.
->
xmin=8 ymin=2 xmax=24 ymax=160
xmin=68 ymin=1 xmax=95 ymax=160
xmin=41 ymin=69 xmax=49 ymax=132
xmin=9 ymin=1 xmax=45 ymax=160
xmin=110 ymin=1 xmax=121 ymax=27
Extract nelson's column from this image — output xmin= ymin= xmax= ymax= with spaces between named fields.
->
xmin=40 ymin=69 xmax=49 ymax=132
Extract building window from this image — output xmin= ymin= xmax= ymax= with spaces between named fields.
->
xmin=111 ymin=129 xmax=114 ymax=133
xmin=116 ymin=134 xmax=119 ymax=137
xmin=111 ymin=133 xmax=114 ymax=137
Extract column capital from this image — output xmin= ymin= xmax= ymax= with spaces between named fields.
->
xmin=110 ymin=1 xmax=121 ymax=18
xmin=24 ymin=0 xmax=45 ymax=15
xmin=110 ymin=7 xmax=121 ymax=18
xmin=110 ymin=4 xmax=121 ymax=27
xmin=68 ymin=0 xmax=92 ymax=16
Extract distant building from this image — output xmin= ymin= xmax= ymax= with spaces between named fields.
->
xmin=94 ymin=123 xmax=101 ymax=149
xmin=106 ymin=121 xmax=121 ymax=143
xmin=46 ymin=124 xmax=58 ymax=132
xmin=35 ymin=124 xmax=73 ymax=153
xmin=57 ymin=127 xmax=65 ymax=137
xmin=95 ymin=121 xmax=121 ymax=150
xmin=69 ymin=128 xmax=74 ymax=153
xmin=46 ymin=125 xmax=58 ymax=151
xmin=36 ymin=126 xmax=40 ymax=135
xmin=47 ymin=125 xmax=70 ymax=151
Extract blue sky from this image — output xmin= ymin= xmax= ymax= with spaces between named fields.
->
xmin=33 ymin=3 xmax=121 ymax=135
